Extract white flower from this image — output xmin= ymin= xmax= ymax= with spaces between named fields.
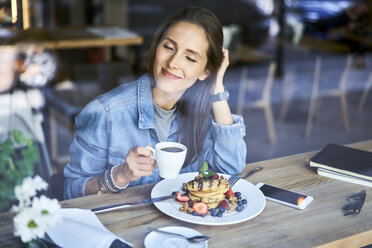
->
xmin=13 ymin=208 xmax=45 ymax=243
xmin=14 ymin=176 xmax=48 ymax=206
xmin=32 ymin=195 xmax=62 ymax=227
xmin=32 ymin=175 xmax=48 ymax=192
xmin=12 ymin=176 xmax=61 ymax=244
xmin=15 ymin=177 xmax=36 ymax=203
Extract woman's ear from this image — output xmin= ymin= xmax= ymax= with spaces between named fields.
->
xmin=198 ymin=69 xmax=210 ymax=81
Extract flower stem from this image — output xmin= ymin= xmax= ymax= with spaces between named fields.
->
xmin=27 ymin=238 xmax=49 ymax=248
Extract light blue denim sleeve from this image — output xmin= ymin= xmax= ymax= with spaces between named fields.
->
xmin=203 ymin=114 xmax=247 ymax=175
xmin=64 ymin=99 xmax=109 ymax=199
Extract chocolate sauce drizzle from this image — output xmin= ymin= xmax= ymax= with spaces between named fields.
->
xmin=189 ymin=177 xmax=224 ymax=191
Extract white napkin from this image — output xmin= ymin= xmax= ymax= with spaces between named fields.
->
xmin=46 ymin=208 xmax=132 ymax=248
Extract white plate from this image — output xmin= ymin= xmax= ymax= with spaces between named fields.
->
xmin=151 ymin=172 xmax=266 ymax=226
xmin=144 ymin=226 xmax=208 ymax=248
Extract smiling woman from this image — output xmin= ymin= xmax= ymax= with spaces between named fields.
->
xmin=63 ymin=7 xmax=247 ymax=199
xmin=152 ymin=21 xmax=210 ymax=106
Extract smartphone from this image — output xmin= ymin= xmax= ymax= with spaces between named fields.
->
xmin=256 ymin=182 xmax=313 ymax=210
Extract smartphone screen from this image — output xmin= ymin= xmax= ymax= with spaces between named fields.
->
xmin=257 ymin=183 xmax=313 ymax=209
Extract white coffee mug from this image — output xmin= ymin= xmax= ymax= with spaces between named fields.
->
xmin=146 ymin=142 xmax=187 ymax=179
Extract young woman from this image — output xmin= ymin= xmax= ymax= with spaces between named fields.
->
xmin=64 ymin=7 xmax=247 ymax=199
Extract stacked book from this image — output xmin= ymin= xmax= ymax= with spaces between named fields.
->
xmin=309 ymin=143 xmax=372 ymax=187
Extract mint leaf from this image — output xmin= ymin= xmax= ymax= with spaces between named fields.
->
xmin=200 ymin=162 xmax=208 ymax=173
xmin=199 ymin=162 xmax=218 ymax=178
xmin=205 ymin=171 xmax=217 ymax=178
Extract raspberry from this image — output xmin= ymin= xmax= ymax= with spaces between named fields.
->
xmin=210 ymin=175 xmax=219 ymax=179
xmin=219 ymin=200 xmax=229 ymax=209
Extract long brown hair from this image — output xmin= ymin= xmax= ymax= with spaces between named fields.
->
xmin=145 ymin=7 xmax=224 ymax=166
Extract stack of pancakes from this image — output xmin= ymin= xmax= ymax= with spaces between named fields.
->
xmin=182 ymin=174 xmax=230 ymax=208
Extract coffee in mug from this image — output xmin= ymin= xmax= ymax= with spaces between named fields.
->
xmin=160 ymin=147 xmax=184 ymax=153
xmin=146 ymin=142 xmax=187 ymax=179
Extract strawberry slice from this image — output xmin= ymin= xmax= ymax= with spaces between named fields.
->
xmin=176 ymin=192 xmax=190 ymax=202
xmin=193 ymin=202 xmax=208 ymax=216
xmin=225 ymin=188 xmax=235 ymax=198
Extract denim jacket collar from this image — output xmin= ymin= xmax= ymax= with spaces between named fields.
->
xmin=137 ymin=74 xmax=180 ymax=132
xmin=137 ymin=74 xmax=156 ymax=130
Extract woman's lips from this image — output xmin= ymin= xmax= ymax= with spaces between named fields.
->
xmin=161 ymin=68 xmax=181 ymax=80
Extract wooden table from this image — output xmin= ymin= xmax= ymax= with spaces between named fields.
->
xmin=1 ymin=140 xmax=371 ymax=247
xmin=0 ymin=26 xmax=143 ymax=50
xmin=0 ymin=26 xmax=143 ymax=70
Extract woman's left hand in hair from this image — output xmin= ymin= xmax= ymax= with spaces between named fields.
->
xmin=214 ymin=48 xmax=229 ymax=93
xmin=211 ymin=47 xmax=233 ymax=125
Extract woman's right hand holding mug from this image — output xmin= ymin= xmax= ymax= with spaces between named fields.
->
xmin=114 ymin=145 xmax=156 ymax=186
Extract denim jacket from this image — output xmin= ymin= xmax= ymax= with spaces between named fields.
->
xmin=64 ymin=74 xmax=247 ymax=199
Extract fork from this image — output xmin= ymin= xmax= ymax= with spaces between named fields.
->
xmin=228 ymin=166 xmax=264 ymax=188
xmin=228 ymin=175 xmax=241 ymax=188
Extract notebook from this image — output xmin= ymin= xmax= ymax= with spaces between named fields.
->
xmin=317 ymin=168 xmax=372 ymax=187
xmin=309 ymin=143 xmax=372 ymax=181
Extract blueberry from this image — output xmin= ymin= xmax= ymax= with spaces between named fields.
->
xmin=238 ymin=201 xmax=244 ymax=206
xmin=242 ymin=199 xmax=247 ymax=204
xmin=236 ymin=205 xmax=244 ymax=212
xmin=210 ymin=208 xmax=217 ymax=216
xmin=219 ymin=207 xmax=225 ymax=213
xmin=216 ymin=212 xmax=223 ymax=217
xmin=201 ymin=214 xmax=206 ymax=217
xmin=172 ymin=191 xmax=177 ymax=195
xmin=192 ymin=211 xmax=198 ymax=216
xmin=235 ymin=192 xmax=241 ymax=198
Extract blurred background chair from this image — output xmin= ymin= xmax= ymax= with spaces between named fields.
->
xmin=278 ymin=70 xmax=296 ymax=122
xmin=237 ymin=62 xmax=277 ymax=145
xmin=305 ymin=54 xmax=352 ymax=138
xmin=358 ymin=72 xmax=372 ymax=111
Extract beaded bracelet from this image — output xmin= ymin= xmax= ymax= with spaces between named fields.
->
xmin=110 ymin=165 xmax=129 ymax=191
xmin=98 ymin=171 xmax=109 ymax=194
xmin=98 ymin=171 xmax=104 ymax=192
xmin=104 ymin=168 xmax=119 ymax=193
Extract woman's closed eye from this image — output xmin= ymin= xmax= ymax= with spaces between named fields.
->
xmin=162 ymin=42 xmax=197 ymax=62
xmin=186 ymin=56 xmax=197 ymax=62
xmin=163 ymin=44 xmax=175 ymax=51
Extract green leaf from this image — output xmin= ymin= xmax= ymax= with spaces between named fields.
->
xmin=6 ymin=157 xmax=15 ymax=170
xmin=0 ymin=130 xmax=39 ymax=211
xmin=200 ymin=162 xmax=208 ymax=173
xmin=0 ymin=141 xmax=14 ymax=155
xmin=199 ymin=162 xmax=218 ymax=178
xmin=204 ymin=171 xmax=217 ymax=178
xmin=13 ymin=130 xmax=22 ymax=144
